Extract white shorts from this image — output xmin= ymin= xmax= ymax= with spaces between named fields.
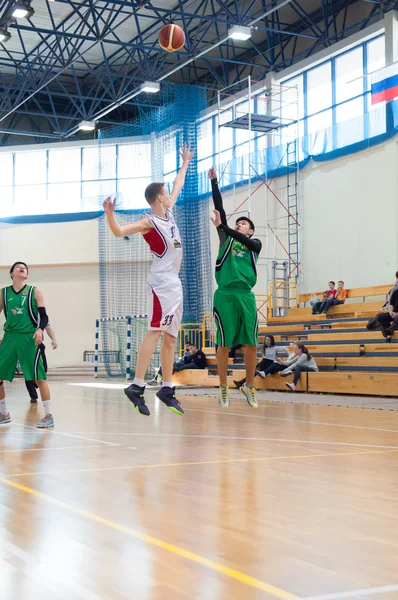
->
xmin=146 ymin=276 xmax=183 ymax=338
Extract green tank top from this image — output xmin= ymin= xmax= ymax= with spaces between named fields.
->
xmin=2 ymin=285 xmax=39 ymax=333
xmin=215 ymin=237 xmax=258 ymax=291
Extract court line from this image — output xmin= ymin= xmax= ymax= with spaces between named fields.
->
xmin=301 ymin=583 xmax=398 ymax=599
xmin=13 ymin=423 xmax=121 ymax=447
xmin=40 ymin=432 xmax=398 ymax=450
xmin=0 ymin=444 xmax=122 ymax=454
xmin=61 ymin=390 xmax=398 ymax=435
xmin=0 ymin=476 xmax=297 ymax=600
xmin=9 ymin=447 xmax=398 ymax=477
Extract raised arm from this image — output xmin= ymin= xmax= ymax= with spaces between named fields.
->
xmin=34 ymin=288 xmax=49 ymax=346
xmin=103 ymin=197 xmax=153 ymax=237
xmin=169 ymin=143 xmax=195 ymax=207
xmin=208 ymin=168 xmax=227 ymax=225
xmin=211 ymin=210 xmax=262 ymax=253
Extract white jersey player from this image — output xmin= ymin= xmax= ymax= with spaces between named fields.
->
xmin=103 ymin=143 xmax=195 ymax=417
xmin=143 ymin=209 xmax=183 ymax=339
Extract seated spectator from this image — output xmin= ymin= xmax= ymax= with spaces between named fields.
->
xmin=279 ymin=343 xmax=319 ymax=391
xmin=173 ymin=343 xmax=207 ymax=372
xmin=312 ymin=281 xmax=338 ymax=314
xmin=381 ymin=271 xmax=398 ymax=309
xmin=367 ymin=286 xmax=398 ymax=343
xmin=256 ymin=344 xmax=297 ymax=378
xmin=229 ymin=344 xmax=243 ymax=359
xmin=319 ymin=280 xmax=347 ymax=314
xmin=233 ymin=335 xmax=289 ymax=388
xmin=148 ymin=341 xmax=192 ymax=385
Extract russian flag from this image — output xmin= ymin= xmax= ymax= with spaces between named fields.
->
xmin=371 ymin=63 xmax=398 ymax=105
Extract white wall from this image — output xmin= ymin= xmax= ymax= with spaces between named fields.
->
xmin=0 ymin=219 xmax=100 ymax=366
xmin=211 ymin=138 xmax=398 ymax=296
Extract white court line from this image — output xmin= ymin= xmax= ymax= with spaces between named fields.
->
xmin=41 ymin=432 xmax=398 ymax=450
xmin=13 ymin=423 xmax=121 ymax=447
xmin=65 ymin=385 xmax=398 ymax=435
xmin=301 ymin=583 xmax=398 ymax=599
xmin=0 ymin=444 xmax=115 ymax=454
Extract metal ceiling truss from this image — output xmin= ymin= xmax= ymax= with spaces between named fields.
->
xmin=0 ymin=0 xmax=388 ymax=144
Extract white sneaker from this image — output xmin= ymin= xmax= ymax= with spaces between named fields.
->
xmin=0 ymin=412 xmax=11 ymax=424
xmin=218 ymin=385 xmax=230 ymax=408
xmin=285 ymin=383 xmax=296 ymax=392
xmin=240 ymin=385 xmax=258 ymax=408
xmin=255 ymin=370 xmax=265 ymax=379
xmin=280 ymin=370 xmax=293 ymax=377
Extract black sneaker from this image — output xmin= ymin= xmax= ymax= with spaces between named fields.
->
xmin=124 ymin=384 xmax=150 ymax=416
xmin=156 ymin=386 xmax=184 ymax=415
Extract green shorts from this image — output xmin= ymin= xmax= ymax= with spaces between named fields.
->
xmin=213 ymin=288 xmax=258 ymax=347
xmin=0 ymin=332 xmax=47 ymax=382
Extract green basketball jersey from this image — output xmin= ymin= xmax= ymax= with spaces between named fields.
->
xmin=215 ymin=237 xmax=259 ymax=291
xmin=2 ymin=285 xmax=39 ymax=333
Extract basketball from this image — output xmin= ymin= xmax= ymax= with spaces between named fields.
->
xmin=158 ymin=24 xmax=185 ymax=52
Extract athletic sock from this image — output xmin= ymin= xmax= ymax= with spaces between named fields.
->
xmin=42 ymin=400 xmax=52 ymax=416
xmin=0 ymin=399 xmax=8 ymax=415
xmin=162 ymin=381 xmax=173 ymax=388
xmin=132 ymin=378 xmax=145 ymax=387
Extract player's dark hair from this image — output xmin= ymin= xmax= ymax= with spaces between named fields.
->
xmin=235 ymin=216 xmax=255 ymax=233
xmin=10 ymin=262 xmax=29 ymax=276
xmin=263 ymin=334 xmax=275 ymax=353
xmin=396 ymin=271 xmax=398 ymax=278
xmin=329 ymin=281 xmax=335 ymax=286
xmin=338 ymin=280 xmax=344 ymax=285
xmin=145 ymin=182 xmax=165 ymax=205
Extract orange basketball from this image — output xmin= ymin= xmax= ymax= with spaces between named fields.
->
xmin=158 ymin=24 xmax=185 ymax=52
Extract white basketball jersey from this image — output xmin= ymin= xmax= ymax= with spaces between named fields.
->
xmin=142 ymin=209 xmax=182 ymax=277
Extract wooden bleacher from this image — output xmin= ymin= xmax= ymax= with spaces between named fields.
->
xmin=173 ymin=283 xmax=397 ymax=398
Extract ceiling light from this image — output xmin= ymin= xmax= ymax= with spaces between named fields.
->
xmin=12 ymin=2 xmax=35 ymax=18
xmin=140 ymin=81 xmax=160 ymax=93
xmin=0 ymin=26 xmax=11 ymax=42
xmin=78 ymin=120 xmax=96 ymax=132
xmin=228 ymin=25 xmax=252 ymax=41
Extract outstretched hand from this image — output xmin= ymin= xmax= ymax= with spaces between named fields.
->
xmin=103 ymin=196 xmax=116 ymax=215
xmin=208 ymin=167 xmax=217 ymax=180
xmin=211 ymin=209 xmax=222 ymax=228
xmin=179 ymin=143 xmax=195 ymax=163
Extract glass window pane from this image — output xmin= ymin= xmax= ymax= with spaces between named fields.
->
xmin=82 ymin=146 xmax=99 ymax=181
xmin=163 ymin=148 xmax=176 ymax=175
xmin=307 ymin=109 xmax=332 ymax=134
xmin=0 ymin=187 xmax=13 ymax=216
xmin=307 ymin=62 xmax=332 ymax=115
xmin=118 ymin=178 xmax=151 ymax=210
xmin=367 ymin=36 xmax=386 ymax=111
xmin=336 ymin=97 xmax=363 ymax=124
xmin=48 ymin=148 xmax=81 ymax=183
xmin=118 ymin=143 xmax=151 ymax=178
xmin=335 ymin=47 xmax=363 ymax=103
xmin=0 ymin=153 xmax=13 ymax=186
xmin=197 ymin=118 xmax=213 ymax=160
xmin=14 ymin=184 xmax=47 ymax=215
xmin=217 ymin=126 xmax=233 ymax=153
xmin=81 ymin=181 xmax=111 ymax=211
xmin=15 ymin=150 xmax=46 ymax=185
xmin=48 ymin=183 xmax=81 ymax=213
xmin=100 ymin=145 xmax=116 ymax=180
xmin=281 ymin=76 xmax=304 ymax=120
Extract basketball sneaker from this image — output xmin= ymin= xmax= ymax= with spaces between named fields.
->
xmin=124 ymin=384 xmax=150 ymax=416
xmin=219 ymin=385 xmax=230 ymax=408
xmin=37 ymin=414 xmax=54 ymax=428
xmin=156 ymin=386 xmax=184 ymax=415
xmin=0 ymin=413 xmax=11 ymax=425
xmin=240 ymin=385 xmax=258 ymax=408
xmin=286 ymin=383 xmax=296 ymax=392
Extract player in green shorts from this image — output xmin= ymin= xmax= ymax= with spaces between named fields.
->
xmin=208 ymin=168 xmax=262 ymax=409
xmin=0 ymin=262 xmax=54 ymax=427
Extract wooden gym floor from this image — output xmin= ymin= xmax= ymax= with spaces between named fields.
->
xmin=1 ymin=380 xmax=398 ymax=600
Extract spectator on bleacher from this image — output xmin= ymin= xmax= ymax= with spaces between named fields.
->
xmin=278 ymin=342 xmax=319 ymax=391
xmin=233 ymin=335 xmax=289 ymax=388
xmin=367 ymin=287 xmax=398 ymax=343
xmin=318 ymin=280 xmax=347 ymax=314
xmin=173 ymin=343 xmax=207 ymax=372
xmin=381 ymin=271 xmax=398 ymax=309
xmin=148 ymin=341 xmax=191 ymax=385
xmin=255 ymin=343 xmax=296 ymax=378
xmin=312 ymin=282 xmax=338 ymax=314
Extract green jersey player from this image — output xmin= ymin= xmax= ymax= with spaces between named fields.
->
xmin=209 ymin=169 xmax=262 ymax=409
xmin=0 ymin=262 xmax=54 ymax=427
